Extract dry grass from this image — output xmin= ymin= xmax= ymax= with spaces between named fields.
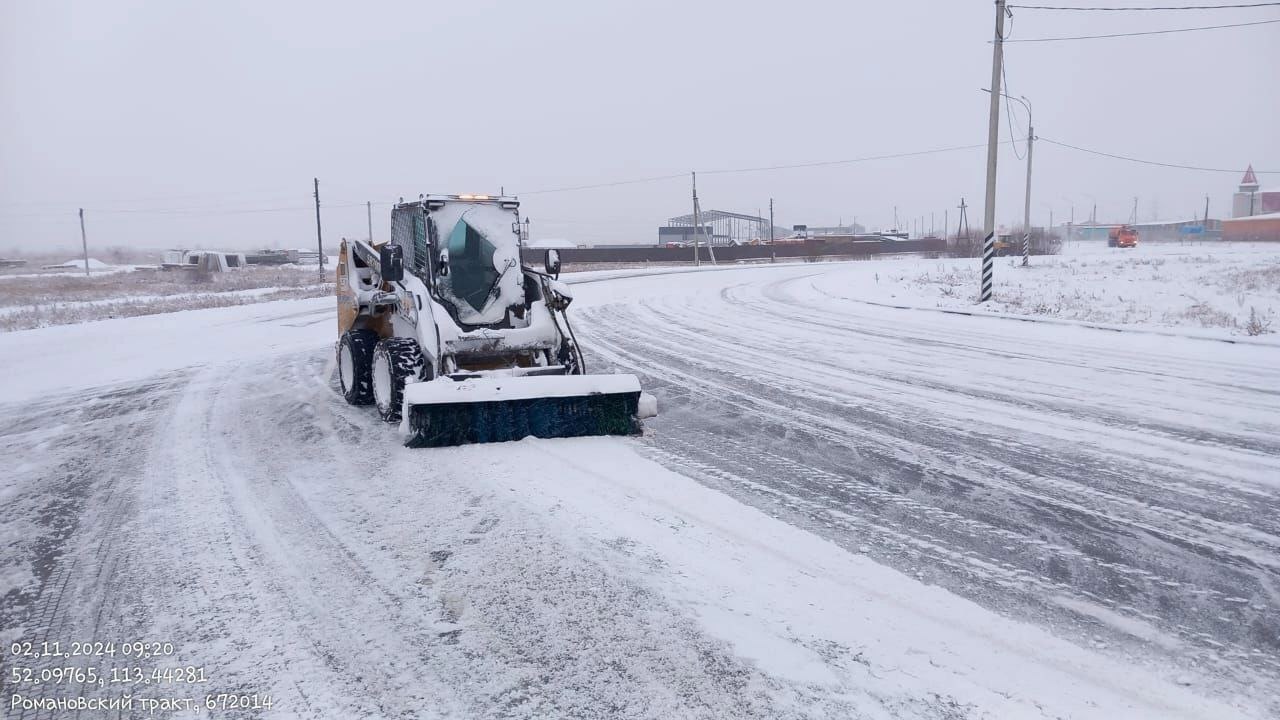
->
xmin=1212 ymin=261 xmax=1280 ymax=293
xmin=0 ymin=265 xmax=333 ymax=332
xmin=1165 ymin=302 xmax=1237 ymax=329
xmin=0 ymin=266 xmax=332 ymax=308
xmin=0 ymin=285 xmax=332 ymax=332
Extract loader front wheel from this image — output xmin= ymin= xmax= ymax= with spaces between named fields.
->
xmin=338 ymin=329 xmax=379 ymax=405
xmin=372 ymin=338 xmax=426 ymax=422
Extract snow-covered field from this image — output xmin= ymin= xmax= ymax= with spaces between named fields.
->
xmin=859 ymin=241 xmax=1280 ymax=341
xmin=0 ymin=264 xmax=331 ymax=331
xmin=1 ymin=262 xmax=1277 ymax=718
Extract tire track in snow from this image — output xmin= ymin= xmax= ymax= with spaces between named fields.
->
xmin=127 ymin=361 xmax=464 ymax=718
xmin=0 ymin=377 xmax=182 ymax=719
xmin=586 ymin=305 xmax=1280 ymax=581
xmin=621 ymin=295 xmax=1280 ymax=556
xmin=573 ymin=264 xmax=1280 ymax=708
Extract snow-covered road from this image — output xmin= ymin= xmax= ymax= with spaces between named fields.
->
xmin=2 ymin=261 xmax=1277 ymax=718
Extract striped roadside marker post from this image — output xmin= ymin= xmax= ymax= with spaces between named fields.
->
xmin=1021 ymin=231 xmax=1030 ymax=267
xmin=980 ymin=232 xmax=996 ymax=302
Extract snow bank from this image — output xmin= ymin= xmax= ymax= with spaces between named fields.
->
xmin=830 ymin=242 xmax=1280 ymax=341
xmin=45 ymin=257 xmax=113 ymax=270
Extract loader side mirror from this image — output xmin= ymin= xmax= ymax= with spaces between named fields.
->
xmin=379 ymin=244 xmax=404 ymax=283
xmin=544 ymin=249 xmax=561 ymax=279
xmin=438 ymin=248 xmax=449 ymax=277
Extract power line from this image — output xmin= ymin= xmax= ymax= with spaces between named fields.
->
xmin=0 ymin=202 xmax=368 ymax=220
xmin=1002 ymin=17 xmax=1280 ymax=40
xmin=3 ymin=138 xmax=1029 ymax=216
xmin=96 ymin=202 xmax=368 ymax=216
xmin=516 ymin=141 xmax=1009 ymax=193
xmin=0 ymin=188 xmax=306 ymax=211
xmin=520 ymin=173 xmax=688 ymax=195
xmin=1010 ymin=2 xmax=1280 ymax=10
xmin=699 ymin=141 xmax=1000 ymax=175
xmin=1040 ymin=136 xmax=1277 ymax=173
xmin=1001 ymin=63 xmax=1027 ymax=161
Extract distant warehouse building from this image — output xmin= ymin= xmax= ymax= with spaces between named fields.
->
xmin=657 ymin=225 xmax=714 ymax=246
xmin=1222 ymin=211 xmax=1280 ymax=242
xmin=1129 ymin=218 xmax=1222 ymax=242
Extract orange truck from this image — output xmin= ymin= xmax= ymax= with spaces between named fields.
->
xmin=1108 ymin=225 xmax=1138 ymax=248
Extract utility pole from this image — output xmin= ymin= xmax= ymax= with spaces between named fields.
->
xmin=313 ymin=178 xmax=324 ymax=276
xmin=769 ymin=198 xmax=775 ymax=243
xmin=78 ymin=208 xmax=89 ymax=277
xmin=1021 ymin=111 xmax=1034 ymax=267
xmin=690 ymin=172 xmax=715 ymax=265
xmin=980 ymin=0 xmax=1008 ymax=302
xmin=691 ymin=173 xmax=700 ymax=266
xmin=367 ymin=200 xmax=373 ymax=243
xmin=1131 ymin=196 xmax=1139 ymax=225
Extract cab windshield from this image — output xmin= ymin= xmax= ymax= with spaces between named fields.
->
xmin=430 ymin=203 xmax=523 ymax=326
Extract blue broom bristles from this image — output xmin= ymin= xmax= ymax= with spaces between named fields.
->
xmin=405 ymin=392 xmax=641 ymax=448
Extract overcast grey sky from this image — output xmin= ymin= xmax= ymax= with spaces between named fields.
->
xmin=2 ymin=0 xmax=1277 ymax=252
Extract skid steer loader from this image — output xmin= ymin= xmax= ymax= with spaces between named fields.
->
xmin=335 ymin=194 xmax=655 ymax=447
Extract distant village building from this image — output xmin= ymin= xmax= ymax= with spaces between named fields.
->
xmin=805 ymin=223 xmax=867 ymax=236
xmin=1232 ymin=165 xmax=1280 ymax=218
xmin=657 ymin=225 xmax=715 ymax=247
xmin=525 ymin=238 xmax=578 ymax=250
xmin=1129 ymin=218 xmax=1222 ymax=242
xmin=1222 ymin=212 xmax=1280 ymax=242
xmin=662 ymin=210 xmax=779 ymax=246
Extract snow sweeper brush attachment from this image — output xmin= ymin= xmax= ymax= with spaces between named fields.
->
xmin=400 ymin=374 xmax=653 ymax=448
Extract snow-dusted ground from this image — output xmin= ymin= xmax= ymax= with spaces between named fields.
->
xmin=0 ymin=264 xmax=332 ymax=331
xmin=857 ymin=241 xmax=1280 ymax=341
xmin=1 ymin=262 xmax=1277 ymax=718
xmin=0 ymin=261 xmax=136 ymax=280
xmin=0 ymin=285 xmax=315 ymax=318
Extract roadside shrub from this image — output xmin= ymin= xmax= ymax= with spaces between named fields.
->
xmin=1244 ymin=307 xmax=1274 ymax=336
xmin=1172 ymin=302 xmax=1236 ymax=329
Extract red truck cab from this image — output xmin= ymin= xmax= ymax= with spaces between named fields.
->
xmin=1108 ymin=226 xmax=1138 ymax=248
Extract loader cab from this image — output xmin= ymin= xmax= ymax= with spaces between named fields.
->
xmin=391 ymin=195 xmax=530 ymax=330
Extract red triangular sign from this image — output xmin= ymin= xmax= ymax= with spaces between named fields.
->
xmin=1242 ymin=165 xmax=1258 ymax=185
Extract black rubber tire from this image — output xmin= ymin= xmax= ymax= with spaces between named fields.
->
xmin=372 ymin=337 xmax=427 ymax=422
xmin=338 ymin=329 xmax=378 ymax=405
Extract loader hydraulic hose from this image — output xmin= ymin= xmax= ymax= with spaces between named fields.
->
xmin=561 ymin=312 xmax=587 ymax=374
